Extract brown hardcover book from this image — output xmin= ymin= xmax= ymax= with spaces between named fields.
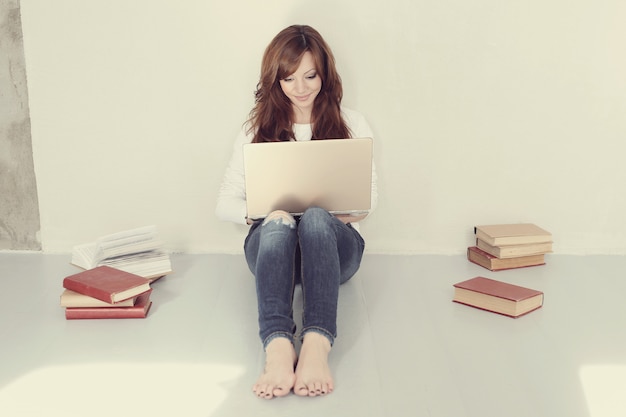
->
xmin=63 ymin=266 xmax=151 ymax=304
xmin=474 ymin=223 xmax=552 ymax=246
xmin=60 ymin=289 xmax=137 ymax=308
xmin=476 ymin=239 xmax=553 ymax=259
xmin=467 ymin=246 xmax=545 ymax=271
xmin=453 ymin=276 xmax=544 ymax=318
xmin=65 ymin=290 xmax=153 ymax=320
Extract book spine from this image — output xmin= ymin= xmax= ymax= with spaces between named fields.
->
xmin=451 ymin=299 xmax=545 ymax=318
xmin=452 ymin=299 xmax=518 ymax=318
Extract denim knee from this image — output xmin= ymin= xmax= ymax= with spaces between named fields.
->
xmin=244 ymin=210 xmax=298 ymax=276
xmin=300 ymin=206 xmax=331 ymax=222
xmin=299 ymin=207 xmax=335 ymax=234
xmin=262 ymin=210 xmax=297 ymax=228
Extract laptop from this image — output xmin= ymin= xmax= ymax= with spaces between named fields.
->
xmin=243 ymin=137 xmax=373 ymax=220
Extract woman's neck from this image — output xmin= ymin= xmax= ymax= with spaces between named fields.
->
xmin=293 ymin=106 xmax=312 ymax=124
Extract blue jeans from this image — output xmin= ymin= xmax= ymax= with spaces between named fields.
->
xmin=244 ymin=207 xmax=365 ymax=349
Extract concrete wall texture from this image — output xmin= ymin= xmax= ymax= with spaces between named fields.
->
xmin=0 ymin=0 xmax=41 ymax=250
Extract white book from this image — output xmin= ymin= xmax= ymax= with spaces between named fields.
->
xmin=71 ymin=226 xmax=172 ymax=279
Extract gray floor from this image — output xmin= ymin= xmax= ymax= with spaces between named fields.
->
xmin=1 ymin=252 xmax=625 ymax=417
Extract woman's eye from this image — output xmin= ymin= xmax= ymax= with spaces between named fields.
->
xmin=306 ymin=74 xmax=317 ymax=80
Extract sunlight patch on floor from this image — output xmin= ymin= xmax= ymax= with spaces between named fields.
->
xmin=580 ymin=364 xmax=626 ymax=417
xmin=0 ymin=362 xmax=245 ymax=417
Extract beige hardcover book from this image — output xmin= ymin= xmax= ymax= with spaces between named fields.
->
xmin=467 ymin=246 xmax=546 ymax=271
xmin=60 ymin=289 xmax=136 ymax=308
xmin=476 ymin=239 xmax=553 ymax=259
xmin=474 ymin=223 xmax=552 ymax=246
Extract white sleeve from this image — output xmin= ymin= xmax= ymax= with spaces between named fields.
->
xmin=215 ymin=127 xmax=251 ymax=225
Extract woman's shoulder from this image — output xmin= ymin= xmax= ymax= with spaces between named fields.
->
xmin=234 ymin=121 xmax=255 ymax=145
xmin=341 ymin=106 xmax=366 ymax=122
xmin=341 ymin=106 xmax=373 ymax=138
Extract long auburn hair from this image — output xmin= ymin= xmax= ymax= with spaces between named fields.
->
xmin=248 ymin=25 xmax=351 ymax=143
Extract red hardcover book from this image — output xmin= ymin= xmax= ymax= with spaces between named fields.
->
xmin=63 ymin=265 xmax=151 ymax=303
xmin=453 ymin=276 xmax=544 ymax=318
xmin=65 ymin=290 xmax=153 ymax=320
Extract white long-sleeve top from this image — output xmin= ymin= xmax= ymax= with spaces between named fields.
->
xmin=215 ymin=107 xmax=378 ymax=231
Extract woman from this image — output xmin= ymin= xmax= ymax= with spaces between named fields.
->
xmin=216 ymin=25 xmax=377 ymax=399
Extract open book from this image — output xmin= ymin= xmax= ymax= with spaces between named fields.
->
xmin=71 ymin=225 xmax=172 ymax=280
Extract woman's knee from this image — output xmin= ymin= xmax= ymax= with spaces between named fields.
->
xmin=262 ymin=210 xmax=297 ymax=228
xmin=301 ymin=206 xmax=331 ymax=222
xmin=299 ymin=207 xmax=335 ymax=235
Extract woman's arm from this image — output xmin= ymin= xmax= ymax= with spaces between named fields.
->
xmin=215 ymin=128 xmax=250 ymax=225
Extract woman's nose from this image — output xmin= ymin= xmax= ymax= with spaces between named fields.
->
xmin=294 ymin=78 xmax=305 ymax=93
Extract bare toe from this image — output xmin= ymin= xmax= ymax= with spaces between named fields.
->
xmin=294 ymin=332 xmax=334 ymax=398
xmin=253 ymin=338 xmax=297 ymax=399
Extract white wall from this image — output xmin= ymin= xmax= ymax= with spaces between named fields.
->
xmin=20 ymin=0 xmax=626 ymax=255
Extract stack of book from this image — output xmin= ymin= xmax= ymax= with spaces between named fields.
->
xmin=468 ymin=223 xmax=552 ymax=271
xmin=61 ymin=225 xmax=172 ymax=319
xmin=71 ymin=225 xmax=172 ymax=279
xmin=61 ymin=266 xmax=153 ymax=319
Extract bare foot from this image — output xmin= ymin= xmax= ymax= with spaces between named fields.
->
xmin=253 ymin=337 xmax=297 ymax=399
xmin=294 ymin=332 xmax=334 ymax=397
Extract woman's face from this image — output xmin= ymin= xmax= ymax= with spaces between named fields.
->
xmin=279 ymin=51 xmax=322 ymax=121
